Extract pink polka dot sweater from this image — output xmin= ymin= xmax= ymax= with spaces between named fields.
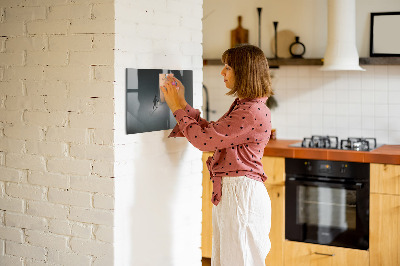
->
xmin=168 ymin=97 xmax=272 ymax=206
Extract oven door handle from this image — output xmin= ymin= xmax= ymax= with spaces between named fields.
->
xmin=287 ymin=177 xmax=364 ymax=189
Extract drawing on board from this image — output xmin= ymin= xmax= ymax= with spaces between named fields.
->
xmin=126 ymin=68 xmax=193 ymax=134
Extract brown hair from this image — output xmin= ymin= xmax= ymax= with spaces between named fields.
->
xmin=221 ymin=44 xmax=273 ymax=99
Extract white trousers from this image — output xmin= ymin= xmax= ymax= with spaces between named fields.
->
xmin=211 ymin=176 xmax=271 ymax=266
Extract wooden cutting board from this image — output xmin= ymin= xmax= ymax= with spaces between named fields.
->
xmin=231 ymin=16 xmax=249 ymax=48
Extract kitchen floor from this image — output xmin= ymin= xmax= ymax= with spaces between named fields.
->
xmin=202 ymin=257 xmax=211 ymax=266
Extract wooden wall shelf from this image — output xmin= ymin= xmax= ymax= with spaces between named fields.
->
xmin=203 ymin=57 xmax=400 ymax=67
xmin=359 ymin=57 xmax=400 ymax=65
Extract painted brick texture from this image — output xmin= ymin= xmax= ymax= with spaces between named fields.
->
xmin=0 ymin=0 xmax=115 ymax=265
xmin=113 ymin=0 xmax=203 ymax=265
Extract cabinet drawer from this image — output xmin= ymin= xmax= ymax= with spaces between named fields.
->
xmin=284 ymin=241 xmax=369 ymax=266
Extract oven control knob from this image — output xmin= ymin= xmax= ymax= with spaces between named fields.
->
xmin=340 ymin=164 xmax=347 ymax=174
xmin=304 ymin=161 xmax=312 ymax=171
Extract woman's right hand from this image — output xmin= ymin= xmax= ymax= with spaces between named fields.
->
xmin=169 ymin=76 xmax=187 ymax=107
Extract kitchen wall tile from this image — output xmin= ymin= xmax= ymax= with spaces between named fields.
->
xmin=375 ymin=104 xmax=389 ymax=117
xmin=388 ymin=76 xmax=400 ymax=91
xmin=347 ymin=69 xmax=365 ymax=81
xmin=324 ymin=127 xmax=337 ymax=136
xmin=286 ymin=89 xmax=300 ymax=103
xmin=362 ymin=128 xmax=375 ymax=138
xmin=388 ymin=91 xmax=400 ymax=104
xmin=311 ymin=127 xmax=325 ymax=136
xmin=273 ymin=76 xmax=286 ymax=90
xmin=311 ymin=114 xmax=324 ymax=128
xmin=272 ymin=67 xmax=286 ymax=78
xmin=322 ymin=70 xmax=335 ymax=78
xmin=310 ymin=76 xmax=324 ymax=90
xmin=374 ymin=77 xmax=388 ymax=91
xmin=361 ymin=75 xmax=374 ymax=91
xmin=374 ymin=130 xmax=389 ymax=144
xmin=298 ymin=67 xmax=311 ymax=78
xmin=348 ymin=103 xmax=362 ymax=116
xmin=311 ymin=85 xmax=323 ymax=101
xmin=286 ymin=126 xmax=301 ymax=139
xmin=336 ymin=115 xmax=348 ymax=129
xmin=323 ymin=87 xmax=336 ymax=103
xmin=296 ymin=127 xmax=312 ymax=138
xmin=361 ymin=90 xmax=375 ymax=104
xmin=204 ymin=65 xmax=400 ymax=144
xmin=348 ymin=76 xmax=362 ymax=90
xmin=335 ymin=72 xmax=349 ymax=90
xmin=286 ymin=77 xmax=299 ymax=89
xmin=374 ymin=90 xmax=388 ymax=104
xmin=361 ymin=104 xmax=375 ymax=117
xmin=298 ymin=89 xmax=313 ymax=103
xmin=349 ymin=128 xmax=363 ymax=137
xmin=388 ymin=131 xmax=400 ymax=143
xmin=323 ymin=103 xmax=336 ymax=115
xmin=336 ymin=128 xmax=349 ymax=140
xmin=323 ymin=115 xmax=336 ymax=129
xmin=389 ymin=117 xmax=400 ymax=131
xmin=349 ymin=116 xmax=362 ymax=129
xmin=285 ymin=66 xmax=298 ymax=77
xmin=362 ymin=116 xmax=375 ymax=130
xmin=336 ymin=90 xmax=349 ymax=103
xmin=374 ymin=65 xmax=388 ymax=77
xmin=348 ymin=90 xmax=362 ymax=103
xmin=311 ymin=102 xmax=324 ymax=113
xmin=336 ymin=103 xmax=349 ymax=116
xmin=374 ymin=117 xmax=389 ymax=130
xmin=388 ymin=104 xmax=400 ymax=117
xmin=298 ymin=77 xmax=311 ymax=89
xmin=287 ymin=113 xmax=300 ymax=127
xmin=298 ymin=102 xmax=312 ymax=115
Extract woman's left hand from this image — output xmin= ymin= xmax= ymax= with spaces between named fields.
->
xmin=160 ymin=77 xmax=184 ymax=113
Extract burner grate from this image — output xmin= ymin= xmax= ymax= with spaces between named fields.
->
xmin=296 ymin=136 xmax=378 ymax=151
xmin=340 ymin=137 xmax=377 ymax=151
xmin=301 ymin=135 xmax=339 ymax=149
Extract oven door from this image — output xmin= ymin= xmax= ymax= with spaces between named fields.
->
xmin=285 ymin=177 xmax=369 ymax=250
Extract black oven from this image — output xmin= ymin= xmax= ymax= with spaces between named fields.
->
xmin=285 ymin=158 xmax=369 ymax=250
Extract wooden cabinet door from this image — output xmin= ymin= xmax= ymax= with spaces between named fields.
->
xmin=264 ymin=184 xmax=284 ymax=266
xmin=370 ymin=163 xmax=400 ymax=195
xmin=262 ymin=156 xmax=285 ymax=186
xmin=284 ymin=241 xmax=369 ymax=266
xmin=201 ymin=152 xmax=213 ymax=258
xmin=370 ymin=193 xmax=400 ymax=266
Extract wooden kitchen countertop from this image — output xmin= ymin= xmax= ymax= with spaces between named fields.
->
xmin=263 ymin=139 xmax=400 ymax=165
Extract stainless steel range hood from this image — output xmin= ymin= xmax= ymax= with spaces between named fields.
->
xmin=320 ymin=0 xmax=365 ymax=71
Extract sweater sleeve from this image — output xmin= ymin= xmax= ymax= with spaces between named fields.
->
xmin=172 ymin=106 xmax=257 ymax=152
xmin=168 ymin=104 xmax=211 ymax=138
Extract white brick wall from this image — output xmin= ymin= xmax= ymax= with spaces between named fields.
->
xmin=1 ymin=0 xmax=204 ymax=265
xmin=114 ymin=0 xmax=203 ymax=265
xmin=0 ymin=0 xmax=115 ymax=265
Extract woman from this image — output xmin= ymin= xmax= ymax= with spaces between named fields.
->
xmin=161 ymin=44 xmax=273 ymax=266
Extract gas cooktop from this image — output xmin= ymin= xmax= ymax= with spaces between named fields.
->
xmin=289 ymin=135 xmax=383 ymax=151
